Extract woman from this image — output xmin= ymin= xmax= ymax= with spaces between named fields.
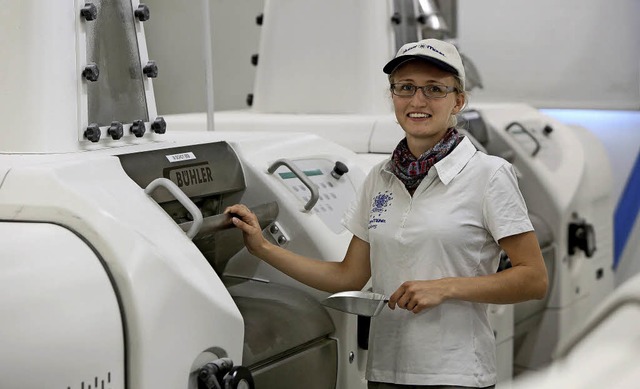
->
xmin=225 ymin=38 xmax=548 ymax=389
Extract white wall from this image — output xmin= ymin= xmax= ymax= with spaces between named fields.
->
xmin=147 ymin=0 xmax=640 ymax=112
xmin=145 ymin=0 xmax=262 ymax=113
xmin=209 ymin=0 xmax=263 ymax=111
xmin=144 ymin=0 xmax=208 ymax=114
xmin=458 ymin=0 xmax=640 ymax=110
xmin=203 ymin=0 xmax=640 ymax=112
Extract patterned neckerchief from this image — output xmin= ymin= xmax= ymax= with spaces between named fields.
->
xmin=390 ymin=127 xmax=463 ymax=191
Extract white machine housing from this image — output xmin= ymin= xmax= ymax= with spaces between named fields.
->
xmin=0 ymin=131 xmax=370 ymax=389
xmin=0 ymin=1 xmax=374 ymax=389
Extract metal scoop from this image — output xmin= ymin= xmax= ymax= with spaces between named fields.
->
xmin=321 ymin=291 xmax=389 ymax=317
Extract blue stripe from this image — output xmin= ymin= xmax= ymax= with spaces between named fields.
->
xmin=614 ymin=149 xmax=640 ymax=268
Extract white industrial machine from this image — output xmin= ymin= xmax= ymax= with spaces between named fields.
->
xmin=154 ymin=0 xmax=618 ymax=384
xmin=0 ymin=1 xmax=374 ymax=389
xmin=510 ymin=270 xmax=640 ymax=389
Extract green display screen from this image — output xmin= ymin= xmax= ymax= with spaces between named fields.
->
xmin=278 ymin=169 xmax=323 ymax=179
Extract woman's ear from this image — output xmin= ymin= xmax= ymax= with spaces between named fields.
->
xmin=452 ymin=92 xmax=466 ymax=114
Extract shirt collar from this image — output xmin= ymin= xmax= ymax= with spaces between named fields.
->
xmin=434 ymin=136 xmax=477 ymax=185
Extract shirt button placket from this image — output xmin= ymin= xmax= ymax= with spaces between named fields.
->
xmin=400 ymin=201 xmax=411 ymax=228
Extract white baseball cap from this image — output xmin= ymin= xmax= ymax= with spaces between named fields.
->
xmin=383 ymin=39 xmax=466 ymax=91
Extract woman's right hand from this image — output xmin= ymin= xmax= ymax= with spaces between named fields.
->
xmin=225 ymin=204 xmax=372 ymax=293
xmin=224 ymin=204 xmax=269 ymax=256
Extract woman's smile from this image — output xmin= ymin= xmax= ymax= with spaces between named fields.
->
xmin=407 ymin=112 xmax=432 ymax=119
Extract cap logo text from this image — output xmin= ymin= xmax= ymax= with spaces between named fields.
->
xmin=425 ymin=45 xmax=445 ymax=56
xmin=403 ymin=43 xmax=446 ymax=57
xmin=402 ymin=44 xmax=418 ymax=54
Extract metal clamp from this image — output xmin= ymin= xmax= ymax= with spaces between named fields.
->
xmin=267 ymin=159 xmax=319 ymax=212
xmin=144 ymin=178 xmax=203 ymax=239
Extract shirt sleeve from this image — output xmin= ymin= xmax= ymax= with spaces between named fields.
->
xmin=341 ymin=169 xmax=376 ymax=243
xmin=482 ymin=163 xmax=533 ymax=242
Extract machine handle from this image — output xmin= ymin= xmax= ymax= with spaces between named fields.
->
xmin=179 ymin=201 xmax=279 ymax=239
xmin=267 ymin=159 xmax=319 ymax=212
xmin=505 ymin=121 xmax=541 ymax=157
xmin=144 ymin=178 xmax=203 ymax=239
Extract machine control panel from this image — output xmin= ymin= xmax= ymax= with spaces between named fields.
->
xmin=272 ymin=158 xmax=357 ymax=234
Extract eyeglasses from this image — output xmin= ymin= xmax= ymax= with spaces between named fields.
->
xmin=390 ymin=83 xmax=458 ymax=98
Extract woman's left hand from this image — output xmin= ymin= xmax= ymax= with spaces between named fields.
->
xmin=388 ymin=280 xmax=449 ymax=314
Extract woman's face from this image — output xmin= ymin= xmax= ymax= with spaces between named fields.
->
xmin=391 ymin=60 xmax=465 ymax=155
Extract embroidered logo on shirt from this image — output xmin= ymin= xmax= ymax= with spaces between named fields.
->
xmin=369 ymin=191 xmax=393 ymax=229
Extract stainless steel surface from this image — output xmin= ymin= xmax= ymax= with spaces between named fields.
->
xmin=392 ymin=0 xmax=420 ymax=52
xmin=180 ymin=202 xmax=278 ymax=238
xmin=417 ymin=0 xmax=449 ymax=37
xmin=86 ymin=0 xmax=148 ymax=126
xmin=188 ymin=202 xmax=278 ymax=274
xmin=117 ymin=141 xmax=245 ymax=204
xmin=250 ymin=339 xmax=337 ymax=389
xmin=118 ymin=141 xmax=253 ymax=274
xmin=430 ymin=0 xmax=458 ymax=39
xmin=322 ymin=291 xmax=389 ymax=317
xmin=225 ymin=277 xmax=335 ymax=367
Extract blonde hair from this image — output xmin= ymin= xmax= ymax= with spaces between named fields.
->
xmin=449 ymin=74 xmax=466 ymax=127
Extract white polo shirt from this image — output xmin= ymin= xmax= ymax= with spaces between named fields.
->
xmin=342 ymin=136 xmax=533 ymax=387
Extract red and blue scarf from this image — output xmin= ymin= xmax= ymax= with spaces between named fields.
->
xmin=390 ymin=127 xmax=463 ymax=191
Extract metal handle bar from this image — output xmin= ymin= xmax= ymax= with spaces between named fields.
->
xmin=505 ymin=121 xmax=541 ymax=157
xmin=144 ymin=178 xmax=203 ymax=239
xmin=179 ymin=201 xmax=279 ymax=239
xmin=267 ymin=159 xmax=319 ymax=212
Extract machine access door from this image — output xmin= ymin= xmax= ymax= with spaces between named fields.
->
xmin=0 ymin=222 xmax=125 ymax=389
